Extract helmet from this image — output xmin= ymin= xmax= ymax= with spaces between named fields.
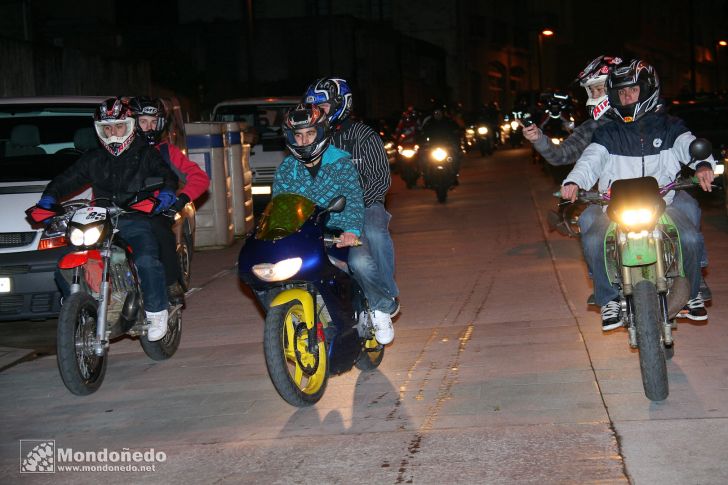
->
xmin=607 ymin=59 xmax=660 ymax=123
xmin=129 ymin=96 xmax=167 ymax=145
xmin=303 ymin=78 xmax=353 ymax=126
xmin=282 ymin=104 xmax=331 ymax=163
xmin=576 ymin=55 xmax=622 ymax=119
xmin=93 ymin=97 xmax=136 ymax=156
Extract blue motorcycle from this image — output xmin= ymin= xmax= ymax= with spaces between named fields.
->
xmin=238 ymin=193 xmax=384 ymax=406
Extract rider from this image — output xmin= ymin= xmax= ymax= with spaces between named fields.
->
xmin=524 ymin=55 xmax=711 ymax=299
xmin=303 ymin=77 xmax=398 ymax=343
xmin=560 ymin=59 xmax=715 ymax=330
xmin=421 ymin=103 xmax=462 ymax=174
xmin=394 ymin=106 xmax=420 ymax=143
xmin=38 ymin=97 xmax=179 ymax=341
xmin=129 ymin=96 xmax=210 ymax=304
xmin=272 ymin=104 xmax=398 ymax=343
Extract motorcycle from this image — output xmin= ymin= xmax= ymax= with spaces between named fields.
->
xmin=27 ymin=185 xmax=183 ymax=395
xmin=465 ymin=122 xmax=494 ymax=156
xmin=238 ymin=193 xmax=384 ymax=407
xmin=420 ymin=139 xmax=458 ymax=203
xmin=555 ymin=139 xmax=712 ymax=401
xmin=501 ymin=112 xmax=531 ymax=148
xmin=396 ymin=135 xmax=420 ymax=189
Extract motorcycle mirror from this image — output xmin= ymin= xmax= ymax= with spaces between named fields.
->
xmin=689 ymin=138 xmax=712 ymax=162
xmin=326 ymin=196 xmax=347 ymax=214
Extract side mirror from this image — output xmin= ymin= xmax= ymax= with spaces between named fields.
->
xmin=326 ymin=196 xmax=346 ymax=214
xmin=689 ymin=138 xmax=712 ymax=162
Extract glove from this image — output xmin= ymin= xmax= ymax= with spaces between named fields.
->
xmin=154 ymin=189 xmax=177 ymax=214
xmin=37 ymin=195 xmax=56 ymax=210
xmin=171 ymin=193 xmax=190 ymax=213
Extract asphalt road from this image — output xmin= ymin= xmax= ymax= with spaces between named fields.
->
xmin=1 ymin=147 xmax=727 ymax=484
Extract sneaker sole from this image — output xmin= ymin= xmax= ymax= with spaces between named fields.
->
xmin=683 ymin=313 xmax=708 ymax=321
xmin=602 ymin=322 xmax=623 ymax=331
xmin=390 ymin=304 xmax=401 ymax=318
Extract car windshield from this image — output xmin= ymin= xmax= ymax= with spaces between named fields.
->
xmin=256 ymin=193 xmax=316 ymax=241
xmin=0 ymin=105 xmax=98 ymax=182
xmin=213 ymin=104 xmax=293 ymax=135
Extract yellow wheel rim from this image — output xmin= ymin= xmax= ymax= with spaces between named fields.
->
xmin=282 ymin=303 xmax=327 ymax=395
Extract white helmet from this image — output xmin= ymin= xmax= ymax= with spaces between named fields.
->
xmin=93 ymin=97 xmax=136 ymax=156
xmin=576 ymin=55 xmax=622 ymax=119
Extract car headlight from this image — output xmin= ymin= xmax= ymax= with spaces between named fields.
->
xmin=252 ymin=257 xmax=302 ymax=282
xmin=714 ymin=163 xmax=724 ymax=176
xmin=510 ymin=121 xmax=519 ymax=130
xmin=477 ymin=126 xmax=488 ymax=135
xmin=620 ymin=208 xmax=655 ymax=227
xmin=551 ymin=138 xmax=561 ymax=145
xmin=69 ymin=225 xmax=103 ymax=247
xmin=431 ymin=147 xmax=448 ymax=162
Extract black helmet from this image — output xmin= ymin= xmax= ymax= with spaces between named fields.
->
xmin=93 ymin=97 xmax=136 ymax=156
xmin=129 ymin=96 xmax=168 ymax=145
xmin=607 ymin=59 xmax=660 ymax=123
xmin=282 ymin=104 xmax=331 ymax=163
xmin=302 ymin=78 xmax=353 ymax=126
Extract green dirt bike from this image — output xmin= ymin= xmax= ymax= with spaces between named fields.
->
xmin=556 ymin=138 xmax=713 ymax=401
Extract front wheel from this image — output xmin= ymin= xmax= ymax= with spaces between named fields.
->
xmin=264 ymin=300 xmax=328 ymax=406
xmin=436 ymin=185 xmax=448 ymax=203
xmin=140 ymin=308 xmax=182 ymax=360
xmin=633 ymin=280 xmax=668 ymax=401
xmin=56 ymin=292 xmax=107 ymax=395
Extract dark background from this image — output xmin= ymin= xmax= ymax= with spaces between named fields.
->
xmin=1 ymin=0 xmax=727 ymax=120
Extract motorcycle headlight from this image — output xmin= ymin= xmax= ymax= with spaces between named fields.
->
xmin=477 ymin=126 xmax=488 ymax=135
xmin=510 ymin=121 xmax=519 ymax=130
xmin=620 ymin=208 xmax=656 ymax=227
xmin=68 ymin=225 xmax=103 ymax=247
xmin=502 ymin=123 xmax=510 ymax=132
xmin=252 ymin=257 xmax=302 ymax=282
xmin=714 ymin=163 xmax=724 ymax=176
xmin=431 ymin=147 xmax=448 ymax=162
xmin=465 ymin=128 xmax=475 ymax=135
xmin=400 ymin=148 xmax=417 ymax=158
xmin=384 ymin=141 xmax=394 ymax=150
xmin=551 ymin=138 xmax=561 ymax=145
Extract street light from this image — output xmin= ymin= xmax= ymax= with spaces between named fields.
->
xmin=537 ymin=29 xmax=555 ymax=92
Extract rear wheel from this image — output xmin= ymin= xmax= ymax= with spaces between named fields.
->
xmin=177 ymin=230 xmax=193 ymax=290
xmin=264 ymin=300 xmax=328 ymax=406
xmin=633 ymin=280 xmax=668 ymax=401
xmin=56 ymin=293 xmax=107 ymax=395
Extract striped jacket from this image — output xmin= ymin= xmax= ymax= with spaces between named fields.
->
xmin=532 ymin=116 xmax=612 ymax=166
xmin=331 ymin=120 xmax=390 ymax=207
xmin=563 ymin=113 xmax=715 ymax=205
xmin=272 ymin=146 xmax=364 ymax=236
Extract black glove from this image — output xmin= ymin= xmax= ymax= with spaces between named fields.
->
xmin=171 ymin=193 xmax=191 ymax=213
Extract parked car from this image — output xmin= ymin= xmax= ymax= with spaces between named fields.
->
xmin=212 ymin=97 xmax=299 ymax=196
xmin=0 ymin=96 xmax=196 ymax=321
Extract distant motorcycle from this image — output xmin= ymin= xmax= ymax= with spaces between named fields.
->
xmin=465 ymin=122 xmax=494 ymax=156
xmin=396 ymin=138 xmax=420 ymax=189
xmin=27 ymin=186 xmax=183 ymax=396
xmin=238 ymin=194 xmax=384 ymax=407
xmin=421 ymin=139 xmax=458 ymax=203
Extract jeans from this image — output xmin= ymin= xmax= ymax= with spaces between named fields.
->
xmin=149 ymin=215 xmax=179 ymax=285
xmin=348 ymin=203 xmax=398 ymax=313
xmin=579 ymin=204 xmax=702 ymax=306
xmin=670 ymin=190 xmax=707 ymax=267
xmin=118 ymin=216 xmax=167 ymax=312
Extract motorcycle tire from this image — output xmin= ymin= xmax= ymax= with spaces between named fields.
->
xmin=56 ymin=292 xmax=108 ymax=395
xmin=140 ymin=308 xmax=182 ymax=361
xmin=633 ymin=280 xmax=669 ymax=401
xmin=177 ymin=230 xmax=193 ymax=291
xmin=436 ymin=185 xmax=448 ymax=203
xmin=355 ymin=320 xmax=385 ymax=371
xmin=264 ymin=300 xmax=328 ymax=406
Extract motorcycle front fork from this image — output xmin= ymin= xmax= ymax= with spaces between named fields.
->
xmin=69 ymin=251 xmax=112 ymax=357
xmin=620 ymin=236 xmax=672 ymax=349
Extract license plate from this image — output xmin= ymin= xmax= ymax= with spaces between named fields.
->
xmin=0 ymin=277 xmax=11 ymax=293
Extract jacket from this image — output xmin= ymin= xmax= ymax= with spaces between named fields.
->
xmin=157 ymin=142 xmax=210 ymax=201
xmin=44 ymin=137 xmax=178 ymax=205
xmin=272 ymin=145 xmax=364 ymax=236
xmin=563 ymin=112 xmax=715 ymax=205
xmin=533 ymin=116 xmax=612 ymax=166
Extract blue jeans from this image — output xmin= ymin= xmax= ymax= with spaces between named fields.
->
xmin=579 ymin=204 xmax=702 ymax=306
xmin=118 ymin=216 xmax=167 ymax=312
xmin=671 ymin=190 xmax=707 ymax=267
xmin=348 ymin=203 xmax=398 ymax=313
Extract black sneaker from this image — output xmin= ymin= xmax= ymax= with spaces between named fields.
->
xmin=586 ymin=293 xmax=596 ymax=306
xmin=677 ymin=293 xmax=708 ymax=321
xmin=601 ymin=300 xmax=622 ymax=331
xmin=390 ymin=298 xmax=401 ymax=318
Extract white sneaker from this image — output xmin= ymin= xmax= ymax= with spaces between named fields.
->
xmin=146 ymin=309 xmax=168 ymax=342
xmin=371 ymin=310 xmax=394 ymax=345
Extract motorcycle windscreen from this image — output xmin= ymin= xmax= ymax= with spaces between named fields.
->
xmin=256 ymin=193 xmax=316 ymax=241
